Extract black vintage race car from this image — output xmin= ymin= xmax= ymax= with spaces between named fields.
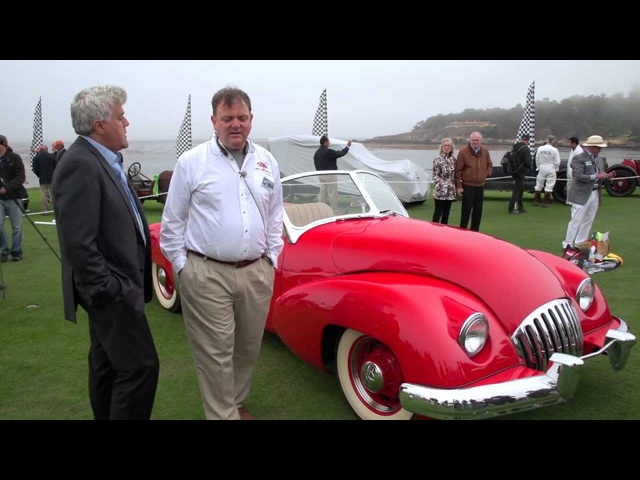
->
xmin=485 ymin=158 xmax=569 ymax=204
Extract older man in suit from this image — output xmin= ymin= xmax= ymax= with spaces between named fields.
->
xmin=562 ymin=135 xmax=615 ymax=250
xmin=52 ymin=85 xmax=159 ymax=420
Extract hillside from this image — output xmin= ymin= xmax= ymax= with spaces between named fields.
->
xmin=362 ymin=90 xmax=640 ymax=148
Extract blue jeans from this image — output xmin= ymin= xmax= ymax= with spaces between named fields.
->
xmin=0 ymin=198 xmax=23 ymax=257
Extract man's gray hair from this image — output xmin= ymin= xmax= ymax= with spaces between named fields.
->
xmin=71 ymin=85 xmax=127 ymax=136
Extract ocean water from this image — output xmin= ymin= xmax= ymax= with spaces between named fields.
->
xmin=11 ymin=138 xmax=640 ymax=189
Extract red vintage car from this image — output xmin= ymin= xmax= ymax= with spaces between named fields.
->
xmin=149 ymin=170 xmax=636 ymax=420
xmin=127 ymin=162 xmax=172 ymax=205
xmin=605 ymin=158 xmax=640 ymax=197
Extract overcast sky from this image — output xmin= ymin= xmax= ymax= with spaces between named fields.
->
xmin=2 ymin=60 xmax=639 ymax=144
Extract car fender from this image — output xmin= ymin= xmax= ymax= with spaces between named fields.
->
xmin=270 ymin=272 xmax=522 ymax=388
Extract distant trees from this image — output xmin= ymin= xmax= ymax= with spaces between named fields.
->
xmin=408 ymin=89 xmax=640 ymax=144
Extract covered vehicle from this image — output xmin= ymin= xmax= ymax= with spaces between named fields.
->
xmin=148 ymin=170 xmax=635 ymax=420
xmin=266 ymin=135 xmax=430 ymax=205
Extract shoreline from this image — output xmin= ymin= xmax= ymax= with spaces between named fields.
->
xmin=360 ymin=141 xmax=640 ymax=150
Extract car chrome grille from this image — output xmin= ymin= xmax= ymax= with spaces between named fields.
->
xmin=512 ymin=299 xmax=583 ymax=371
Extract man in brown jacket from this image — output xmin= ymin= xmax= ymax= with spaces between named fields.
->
xmin=455 ymin=131 xmax=492 ymax=231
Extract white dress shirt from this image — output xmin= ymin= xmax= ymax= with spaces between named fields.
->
xmin=160 ymin=137 xmax=284 ymax=274
xmin=567 ymin=144 xmax=583 ymax=182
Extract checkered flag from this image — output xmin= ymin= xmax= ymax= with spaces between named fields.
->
xmin=515 ymin=81 xmax=535 ymax=156
xmin=29 ymin=97 xmax=43 ymax=167
xmin=312 ymin=88 xmax=328 ymax=136
xmin=176 ymin=94 xmax=192 ymax=159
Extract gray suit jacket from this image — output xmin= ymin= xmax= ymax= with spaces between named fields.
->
xmin=52 ymin=136 xmax=151 ymax=323
xmin=566 ymin=151 xmax=604 ymax=206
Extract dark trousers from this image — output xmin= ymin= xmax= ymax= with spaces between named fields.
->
xmin=459 ymin=185 xmax=485 ymax=231
xmin=85 ymin=297 xmax=159 ymax=420
xmin=432 ymin=199 xmax=453 ymax=225
xmin=508 ymin=174 xmax=525 ymax=212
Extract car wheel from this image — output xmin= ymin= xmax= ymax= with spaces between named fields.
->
xmin=127 ymin=162 xmax=142 ymax=178
xmin=552 ymin=171 xmax=568 ymax=204
xmin=336 ymin=328 xmax=413 ymax=420
xmin=604 ymin=165 xmax=637 ymax=197
xmin=152 ymin=261 xmax=181 ymax=312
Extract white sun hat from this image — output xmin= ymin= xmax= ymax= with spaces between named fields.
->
xmin=582 ymin=135 xmax=608 ymax=147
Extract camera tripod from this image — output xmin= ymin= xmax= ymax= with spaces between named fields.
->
xmin=0 ymin=176 xmax=61 ymax=299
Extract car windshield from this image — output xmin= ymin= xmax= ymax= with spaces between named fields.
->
xmin=281 ymin=170 xmax=408 ymax=241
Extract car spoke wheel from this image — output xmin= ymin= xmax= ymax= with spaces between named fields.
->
xmin=127 ymin=162 xmax=141 ymax=178
xmin=604 ymin=165 xmax=636 ymax=197
xmin=336 ymin=329 xmax=413 ymax=420
xmin=152 ymin=261 xmax=181 ymax=312
xmin=552 ymin=171 xmax=568 ymax=204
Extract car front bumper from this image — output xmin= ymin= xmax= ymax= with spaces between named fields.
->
xmin=398 ymin=320 xmax=636 ymax=420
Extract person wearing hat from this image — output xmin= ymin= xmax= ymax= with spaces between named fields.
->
xmin=508 ymin=133 xmax=533 ymax=214
xmin=31 ymin=144 xmax=57 ymax=214
xmin=52 ymin=140 xmax=66 ymax=163
xmin=561 ymin=135 xmax=615 ymax=250
xmin=533 ymin=135 xmax=561 ymax=207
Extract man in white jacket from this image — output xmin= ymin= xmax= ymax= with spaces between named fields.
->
xmin=565 ymin=136 xmax=583 ymax=204
xmin=533 ymin=135 xmax=561 ymax=207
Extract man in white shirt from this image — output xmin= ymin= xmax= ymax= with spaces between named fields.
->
xmin=565 ymin=136 xmax=583 ymax=204
xmin=160 ymin=86 xmax=284 ymax=420
xmin=533 ymin=135 xmax=561 ymax=207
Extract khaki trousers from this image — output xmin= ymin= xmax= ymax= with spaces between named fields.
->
xmin=318 ymin=174 xmax=339 ymax=212
xmin=180 ymin=253 xmax=274 ymax=420
xmin=40 ymin=183 xmax=52 ymax=213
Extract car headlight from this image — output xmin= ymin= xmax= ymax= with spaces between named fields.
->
xmin=459 ymin=313 xmax=489 ymax=357
xmin=576 ymin=278 xmax=595 ymax=311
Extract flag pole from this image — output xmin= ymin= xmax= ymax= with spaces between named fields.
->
xmin=312 ymin=89 xmax=328 ymax=137
xmin=176 ymin=94 xmax=192 ymax=159
xmin=515 ymin=81 xmax=535 ymax=156
xmin=29 ymin=97 xmax=43 ymax=168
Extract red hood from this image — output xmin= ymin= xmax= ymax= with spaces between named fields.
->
xmin=329 ymin=215 xmax=567 ymax=333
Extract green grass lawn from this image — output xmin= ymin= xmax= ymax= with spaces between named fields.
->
xmin=1 ymin=187 xmax=638 ymax=420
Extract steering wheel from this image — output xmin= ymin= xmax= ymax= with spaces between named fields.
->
xmin=127 ymin=162 xmax=141 ymax=178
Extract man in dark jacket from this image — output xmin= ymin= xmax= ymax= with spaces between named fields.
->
xmin=313 ymin=135 xmax=351 ymax=212
xmin=0 ymin=134 xmax=28 ymax=262
xmin=32 ymin=145 xmax=57 ymax=214
xmin=508 ymin=134 xmax=533 ymax=214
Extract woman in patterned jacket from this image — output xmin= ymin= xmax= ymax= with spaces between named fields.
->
xmin=431 ymin=138 xmax=457 ymax=224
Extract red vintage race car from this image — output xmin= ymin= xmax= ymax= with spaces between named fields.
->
xmin=149 ymin=170 xmax=636 ymax=420
xmin=605 ymin=158 xmax=640 ymax=197
xmin=127 ymin=162 xmax=172 ymax=205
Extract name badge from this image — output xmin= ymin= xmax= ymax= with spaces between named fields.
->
xmin=261 ymin=176 xmax=274 ymax=192
xmin=585 ymin=161 xmax=592 ymax=166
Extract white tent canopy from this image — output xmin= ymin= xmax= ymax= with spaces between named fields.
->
xmin=266 ymin=135 xmax=429 ymax=204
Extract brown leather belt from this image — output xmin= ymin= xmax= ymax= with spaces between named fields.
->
xmin=187 ymin=249 xmax=261 ymax=268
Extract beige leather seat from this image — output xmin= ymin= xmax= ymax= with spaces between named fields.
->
xmin=284 ymin=202 xmax=334 ymax=227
